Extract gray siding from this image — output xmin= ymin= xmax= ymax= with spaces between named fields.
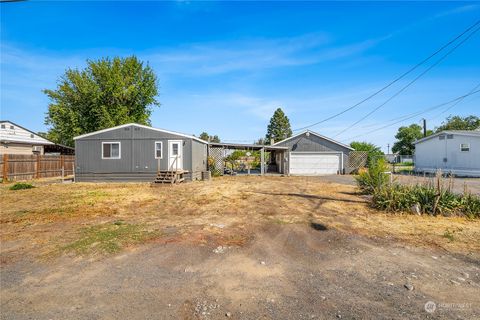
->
xmin=191 ymin=139 xmax=208 ymax=180
xmin=75 ymin=124 xmax=207 ymax=181
xmin=275 ymin=133 xmax=352 ymax=173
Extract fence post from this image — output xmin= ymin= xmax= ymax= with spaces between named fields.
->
xmin=2 ymin=154 xmax=8 ymax=182
xmin=36 ymin=155 xmax=40 ymax=179
xmin=60 ymin=155 xmax=64 ymax=174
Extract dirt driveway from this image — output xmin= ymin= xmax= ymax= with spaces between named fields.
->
xmin=1 ymin=176 xmax=479 ymax=319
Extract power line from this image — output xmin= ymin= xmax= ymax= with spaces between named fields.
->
xmin=427 ymin=83 xmax=480 ymax=121
xmin=340 ymin=88 xmax=480 ymax=142
xmin=333 ymin=25 xmax=480 ymax=138
xmin=293 ymin=19 xmax=480 ymax=132
xmin=376 ymin=82 xmax=480 ymax=127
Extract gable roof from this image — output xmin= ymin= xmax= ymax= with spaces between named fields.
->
xmin=73 ymin=123 xmax=208 ymax=144
xmin=0 ymin=120 xmax=54 ymax=145
xmin=272 ymin=130 xmax=354 ymax=150
xmin=414 ymin=130 xmax=480 ymax=144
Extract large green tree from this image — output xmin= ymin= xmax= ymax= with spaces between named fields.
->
xmin=265 ymin=108 xmax=292 ymax=144
xmin=435 ymin=115 xmax=480 ymax=132
xmin=350 ymin=141 xmax=384 ymax=166
xmin=392 ymin=124 xmax=432 ymax=155
xmin=44 ymin=56 xmax=159 ymax=146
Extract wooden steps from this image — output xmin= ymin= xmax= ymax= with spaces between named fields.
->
xmin=153 ymin=170 xmax=188 ymax=185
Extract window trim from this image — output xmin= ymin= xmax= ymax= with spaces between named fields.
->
xmin=101 ymin=142 xmax=121 ymax=159
xmin=460 ymin=143 xmax=470 ymax=152
xmin=154 ymin=141 xmax=163 ymax=159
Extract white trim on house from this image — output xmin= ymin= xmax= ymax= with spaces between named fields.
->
xmin=414 ymin=130 xmax=480 ymax=144
xmin=154 ymin=141 xmax=163 ymax=159
xmin=73 ymin=123 xmax=208 ymax=144
xmin=101 ymin=141 xmax=121 ymax=159
xmin=272 ymin=130 xmax=354 ymax=150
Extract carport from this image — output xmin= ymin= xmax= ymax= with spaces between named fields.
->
xmin=208 ymin=142 xmax=288 ymax=175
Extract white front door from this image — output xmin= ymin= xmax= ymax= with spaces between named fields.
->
xmin=168 ymin=140 xmax=183 ymax=170
xmin=289 ymin=152 xmax=340 ymax=175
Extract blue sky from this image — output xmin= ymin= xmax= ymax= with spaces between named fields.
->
xmin=1 ymin=1 xmax=479 ymax=151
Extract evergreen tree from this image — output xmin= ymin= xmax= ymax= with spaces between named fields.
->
xmin=265 ymin=108 xmax=292 ymax=144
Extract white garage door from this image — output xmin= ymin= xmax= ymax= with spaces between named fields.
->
xmin=290 ymin=153 xmax=340 ymax=175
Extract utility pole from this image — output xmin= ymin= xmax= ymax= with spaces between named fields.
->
xmin=387 ymin=143 xmax=390 ymax=154
xmin=422 ymin=118 xmax=427 ymax=137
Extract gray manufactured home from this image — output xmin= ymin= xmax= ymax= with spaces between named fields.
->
xmin=273 ymin=130 xmax=354 ymax=175
xmin=74 ymin=123 xmax=208 ymax=182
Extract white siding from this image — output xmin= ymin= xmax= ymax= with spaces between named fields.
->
xmin=415 ymin=134 xmax=480 ymax=177
xmin=0 ymin=121 xmax=53 ymax=145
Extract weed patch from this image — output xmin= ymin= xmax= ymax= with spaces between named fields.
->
xmin=9 ymin=183 xmax=34 ymax=191
xmin=61 ymin=222 xmax=159 ymax=255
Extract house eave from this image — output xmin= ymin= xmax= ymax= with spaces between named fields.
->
xmin=414 ymin=130 xmax=480 ymax=144
xmin=73 ymin=123 xmax=209 ymax=144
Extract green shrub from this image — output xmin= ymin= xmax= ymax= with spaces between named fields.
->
xmin=372 ymin=183 xmax=479 ymax=218
xmin=355 ymin=158 xmax=390 ymax=194
xmin=398 ymin=161 xmax=414 ymax=166
xmin=461 ymin=193 xmax=480 ymax=218
xmin=9 ymin=182 xmax=35 ymax=190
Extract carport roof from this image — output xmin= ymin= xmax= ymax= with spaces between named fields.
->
xmin=208 ymin=142 xmax=288 ymax=150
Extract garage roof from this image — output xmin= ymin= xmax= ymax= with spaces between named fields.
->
xmin=209 ymin=142 xmax=288 ymax=150
xmin=272 ymin=130 xmax=354 ymax=150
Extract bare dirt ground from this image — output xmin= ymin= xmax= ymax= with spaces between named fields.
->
xmin=1 ymin=176 xmax=479 ymax=319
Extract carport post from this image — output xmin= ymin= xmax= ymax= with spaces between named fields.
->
xmin=260 ymin=147 xmax=265 ymax=175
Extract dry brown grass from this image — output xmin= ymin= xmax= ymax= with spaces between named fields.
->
xmin=1 ymin=176 xmax=479 ymax=259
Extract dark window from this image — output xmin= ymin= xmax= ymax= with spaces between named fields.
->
xmin=460 ymin=144 xmax=470 ymax=152
xmin=1 ymin=124 xmax=5 ymax=129
xmin=155 ymin=142 xmax=162 ymax=158
xmin=30 ymin=134 xmax=34 ymax=138
xmin=10 ymin=125 xmax=14 ymax=129
xmin=447 ymin=134 xmax=454 ymax=139
xmin=102 ymin=142 xmax=120 ymax=159
xmin=439 ymin=135 xmax=445 ymax=140
xmin=172 ymin=143 xmax=179 ymax=156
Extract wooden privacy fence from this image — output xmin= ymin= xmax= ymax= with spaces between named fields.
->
xmin=0 ymin=154 xmax=75 ymax=181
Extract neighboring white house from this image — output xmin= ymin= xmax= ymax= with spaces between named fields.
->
xmin=0 ymin=120 xmax=54 ymax=155
xmin=414 ymin=130 xmax=480 ymax=177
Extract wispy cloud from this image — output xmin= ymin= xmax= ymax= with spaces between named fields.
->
xmin=143 ymin=33 xmax=385 ymax=76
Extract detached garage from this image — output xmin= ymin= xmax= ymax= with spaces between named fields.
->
xmin=273 ymin=130 xmax=353 ymax=175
